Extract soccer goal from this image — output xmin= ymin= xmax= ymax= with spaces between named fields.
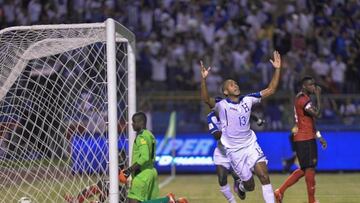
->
xmin=0 ymin=19 xmax=135 ymax=203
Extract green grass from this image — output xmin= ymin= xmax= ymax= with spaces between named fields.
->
xmin=3 ymin=173 xmax=359 ymax=202
xmin=1 ymin=175 xmax=99 ymax=202
xmin=159 ymin=173 xmax=360 ymax=203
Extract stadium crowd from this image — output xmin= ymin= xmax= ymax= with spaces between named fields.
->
xmin=0 ymin=0 xmax=359 ymax=131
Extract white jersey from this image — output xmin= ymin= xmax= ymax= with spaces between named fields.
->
xmin=214 ymin=92 xmax=262 ymax=148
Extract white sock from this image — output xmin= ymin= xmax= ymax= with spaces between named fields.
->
xmin=220 ymin=184 xmax=237 ymax=203
xmin=262 ymin=184 xmax=275 ymax=203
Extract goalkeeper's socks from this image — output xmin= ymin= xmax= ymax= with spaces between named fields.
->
xmin=305 ymin=168 xmax=316 ymax=203
xmin=278 ymin=168 xmax=304 ymax=194
xmin=261 ymin=184 xmax=275 ymax=203
xmin=220 ymin=184 xmax=237 ymax=203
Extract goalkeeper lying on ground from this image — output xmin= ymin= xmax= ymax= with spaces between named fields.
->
xmin=65 ymin=112 xmax=187 ymax=203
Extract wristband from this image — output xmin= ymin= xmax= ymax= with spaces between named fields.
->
xmin=316 ymin=131 xmax=322 ymax=138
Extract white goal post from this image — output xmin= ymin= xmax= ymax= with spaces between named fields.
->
xmin=0 ymin=18 xmax=136 ymax=203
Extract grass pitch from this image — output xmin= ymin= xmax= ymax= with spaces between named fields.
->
xmin=3 ymin=172 xmax=359 ymax=202
xmin=159 ymin=173 xmax=360 ymax=203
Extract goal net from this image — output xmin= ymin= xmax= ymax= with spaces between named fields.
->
xmin=0 ymin=19 xmax=136 ymax=203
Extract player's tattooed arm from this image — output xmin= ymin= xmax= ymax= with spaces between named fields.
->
xmin=305 ymin=104 xmax=321 ymax=118
xmin=305 ymin=86 xmax=322 ymax=118
xmin=200 ymin=60 xmax=215 ymax=108
xmin=314 ymin=85 xmax=322 ymax=117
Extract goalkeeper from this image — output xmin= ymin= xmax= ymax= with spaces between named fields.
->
xmin=120 ymin=112 xmax=187 ymax=203
xmin=65 ymin=112 xmax=187 ymax=203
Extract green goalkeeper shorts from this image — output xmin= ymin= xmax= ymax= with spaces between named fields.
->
xmin=128 ymin=168 xmax=159 ymax=201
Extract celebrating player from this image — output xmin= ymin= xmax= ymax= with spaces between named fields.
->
xmin=200 ymin=50 xmax=282 ymax=203
xmin=274 ymin=76 xmax=327 ymax=203
xmin=207 ymin=110 xmax=265 ymax=203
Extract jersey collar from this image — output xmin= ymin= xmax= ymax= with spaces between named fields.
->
xmin=225 ymin=96 xmax=244 ymax=104
xmin=136 ymin=129 xmax=145 ymax=135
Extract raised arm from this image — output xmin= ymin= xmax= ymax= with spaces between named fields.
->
xmin=200 ymin=61 xmax=215 ymax=108
xmin=260 ymin=51 xmax=282 ymax=99
xmin=305 ymin=86 xmax=322 ymax=118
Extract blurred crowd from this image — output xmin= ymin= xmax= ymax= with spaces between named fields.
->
xmin=0 ymin=0 xmax=359 ymax=131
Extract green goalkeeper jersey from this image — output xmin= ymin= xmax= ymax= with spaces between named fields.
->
xmin=132 ymin=129 xmax=156 ymax=173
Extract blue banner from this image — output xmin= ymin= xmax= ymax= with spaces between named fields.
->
xmin=70 ymin=131 xmax=360 ymax=174
xmin=155 ymin=131 xmax=360 ymax=173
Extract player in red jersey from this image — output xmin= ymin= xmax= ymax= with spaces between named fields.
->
xmin=274 ymin=76 xmax=327 ymax=203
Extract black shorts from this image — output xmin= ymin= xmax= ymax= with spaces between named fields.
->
xmin=294 ymin=139 xmax=318 ymax=169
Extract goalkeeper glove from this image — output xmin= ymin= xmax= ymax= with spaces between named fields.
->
xmin=118 ymin=168 xmax=131 ymax=184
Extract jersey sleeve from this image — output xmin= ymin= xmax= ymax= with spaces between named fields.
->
xmin=134 ymin=134 xmax=151 ymax=166
xmin=304 ymin=100 xmax=313 ymax=111
xmin=246 ymin=92 xmax=262 ymax=104
xmin=299 ymin=96 xmax=311 ymax=111
xmin=215 ymin=96 xmax=223 ymax=103
xmin=207 ymin=111 xmax=220 ymax=134
xmin=213 ymin=97 xmax=223 ymax=113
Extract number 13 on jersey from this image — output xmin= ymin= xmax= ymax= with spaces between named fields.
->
xmin=239 ymin=116 xmax=247 ymax=126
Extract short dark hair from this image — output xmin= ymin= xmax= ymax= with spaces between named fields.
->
xmin=301 ymin=76 xmax=314 ymax=85
xmin=221 ymin=79 xmax=233 ymax=96
xmin=133 ymin=111 xmax=147 ymax=124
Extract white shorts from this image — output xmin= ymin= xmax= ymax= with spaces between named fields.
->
xmin=213 ymin=144 xmax=231 ymax=170
xmin=226 ymin=141 xmax=267 ymax=181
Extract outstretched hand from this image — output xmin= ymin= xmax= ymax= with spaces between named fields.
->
xmin=269 ymin=51 xmax=281 ymax=69
xmin=200 ymin=60 xmax=211 ymax=79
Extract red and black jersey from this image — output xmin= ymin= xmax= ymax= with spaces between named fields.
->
xmin=293 ymin=92 xmax=316 ymax=141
